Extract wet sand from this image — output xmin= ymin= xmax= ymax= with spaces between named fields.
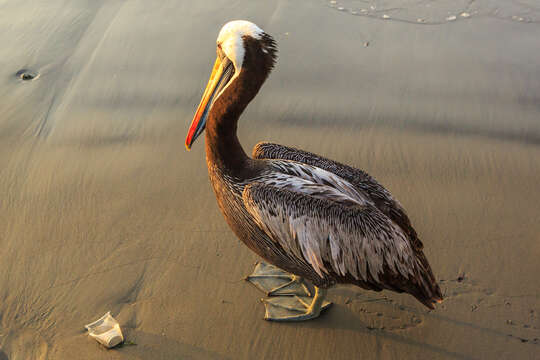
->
xmin=1 ymin=1 xmax=539 ymax=359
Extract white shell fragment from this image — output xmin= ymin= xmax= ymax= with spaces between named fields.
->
xmin=446 ymin=15 xmax=457 ymax=21
xmin=460 ymin=12 xmax=471 ymax=18
xmin=85 ymin=312 xmax=124 ymax=348
xmin=382 ymin=14 xmax=390 ymax=19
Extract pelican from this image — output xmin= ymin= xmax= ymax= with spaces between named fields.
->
xmin=185 ymin=20 xmax=442 ymax=321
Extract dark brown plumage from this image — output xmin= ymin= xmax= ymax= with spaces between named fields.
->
xmin=186 ymin=21 xmax=442 ymax=317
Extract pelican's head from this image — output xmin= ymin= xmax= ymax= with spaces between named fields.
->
xmin=185 ymin=20 xmax=277 ymax=150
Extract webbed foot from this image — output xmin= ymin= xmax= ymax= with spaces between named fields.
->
xmin=246 ymin=262 xmax=311 ymax=296
xmin=262 ymin=287 xmax=332 ymax=321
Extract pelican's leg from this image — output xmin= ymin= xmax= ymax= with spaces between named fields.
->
xmin=246 ymin=262 xmax=311 ymax=296
xmin=262 ymin=286 xmax=331 ymax=321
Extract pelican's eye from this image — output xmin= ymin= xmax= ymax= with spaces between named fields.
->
xmin=217 ymin=43 xmax=225 ymax=60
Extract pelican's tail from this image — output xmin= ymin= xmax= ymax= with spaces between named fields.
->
xmin=409 ymin=251 xmax=443 ymax=309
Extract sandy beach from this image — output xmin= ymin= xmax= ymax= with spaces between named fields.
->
xmin=1 ymin=1 xmax=539 ymax=359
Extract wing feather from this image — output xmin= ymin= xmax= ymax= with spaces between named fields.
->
xmin=253 ymin=142 xmax=423 ymax=250
xmin=242 ymin=183 xmax=417 ymax=285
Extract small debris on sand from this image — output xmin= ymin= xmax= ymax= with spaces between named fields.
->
xmin=15 ymin=69 xmax=39 ymax=81
xmin=85 ymin=312 xmax=124 ymax=349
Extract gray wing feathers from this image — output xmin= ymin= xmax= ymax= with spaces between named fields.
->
xmin=242 ymin=183 xmax=416 ymax=284
xmin=265 ymin=161 xmax=373 ymax=207
xmin=253 ymin=142 xmax=423 ymax=250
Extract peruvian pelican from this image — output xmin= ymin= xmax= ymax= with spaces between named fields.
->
xmin=185 ymin=20 xmax=442 ymax=321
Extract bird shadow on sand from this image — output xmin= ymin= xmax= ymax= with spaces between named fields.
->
xmin=333 ymin=283 xmax=540 ymax=347
xmin=268 ymin=282 xmax=538 ymax=360
xmin=304 ymin=304 xmax=476 ymax=360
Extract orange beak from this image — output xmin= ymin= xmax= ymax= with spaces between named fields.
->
xmin=185 ymin=56 xmax=229 ymax=150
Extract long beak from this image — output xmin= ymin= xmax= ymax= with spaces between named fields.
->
xmin=185 ymin=56 xmax=234 ymax=150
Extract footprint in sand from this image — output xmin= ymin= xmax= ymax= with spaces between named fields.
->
xmin=439 ymin=274 xmax=540 ymax=344
xmin=344 ymin=294 xmax=426 ymax=332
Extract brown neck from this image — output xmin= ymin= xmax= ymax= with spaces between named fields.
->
xmin=205 ymin=34 xmax=276 ymax=177
xmin=204 ymin=80 xmax=249 ymax=174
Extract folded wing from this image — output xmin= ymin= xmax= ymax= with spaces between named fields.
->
xmin=243 ymin=182 xmax=418 ymax=284
xmin=252 ymin=142 xmax=423 ymax=250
